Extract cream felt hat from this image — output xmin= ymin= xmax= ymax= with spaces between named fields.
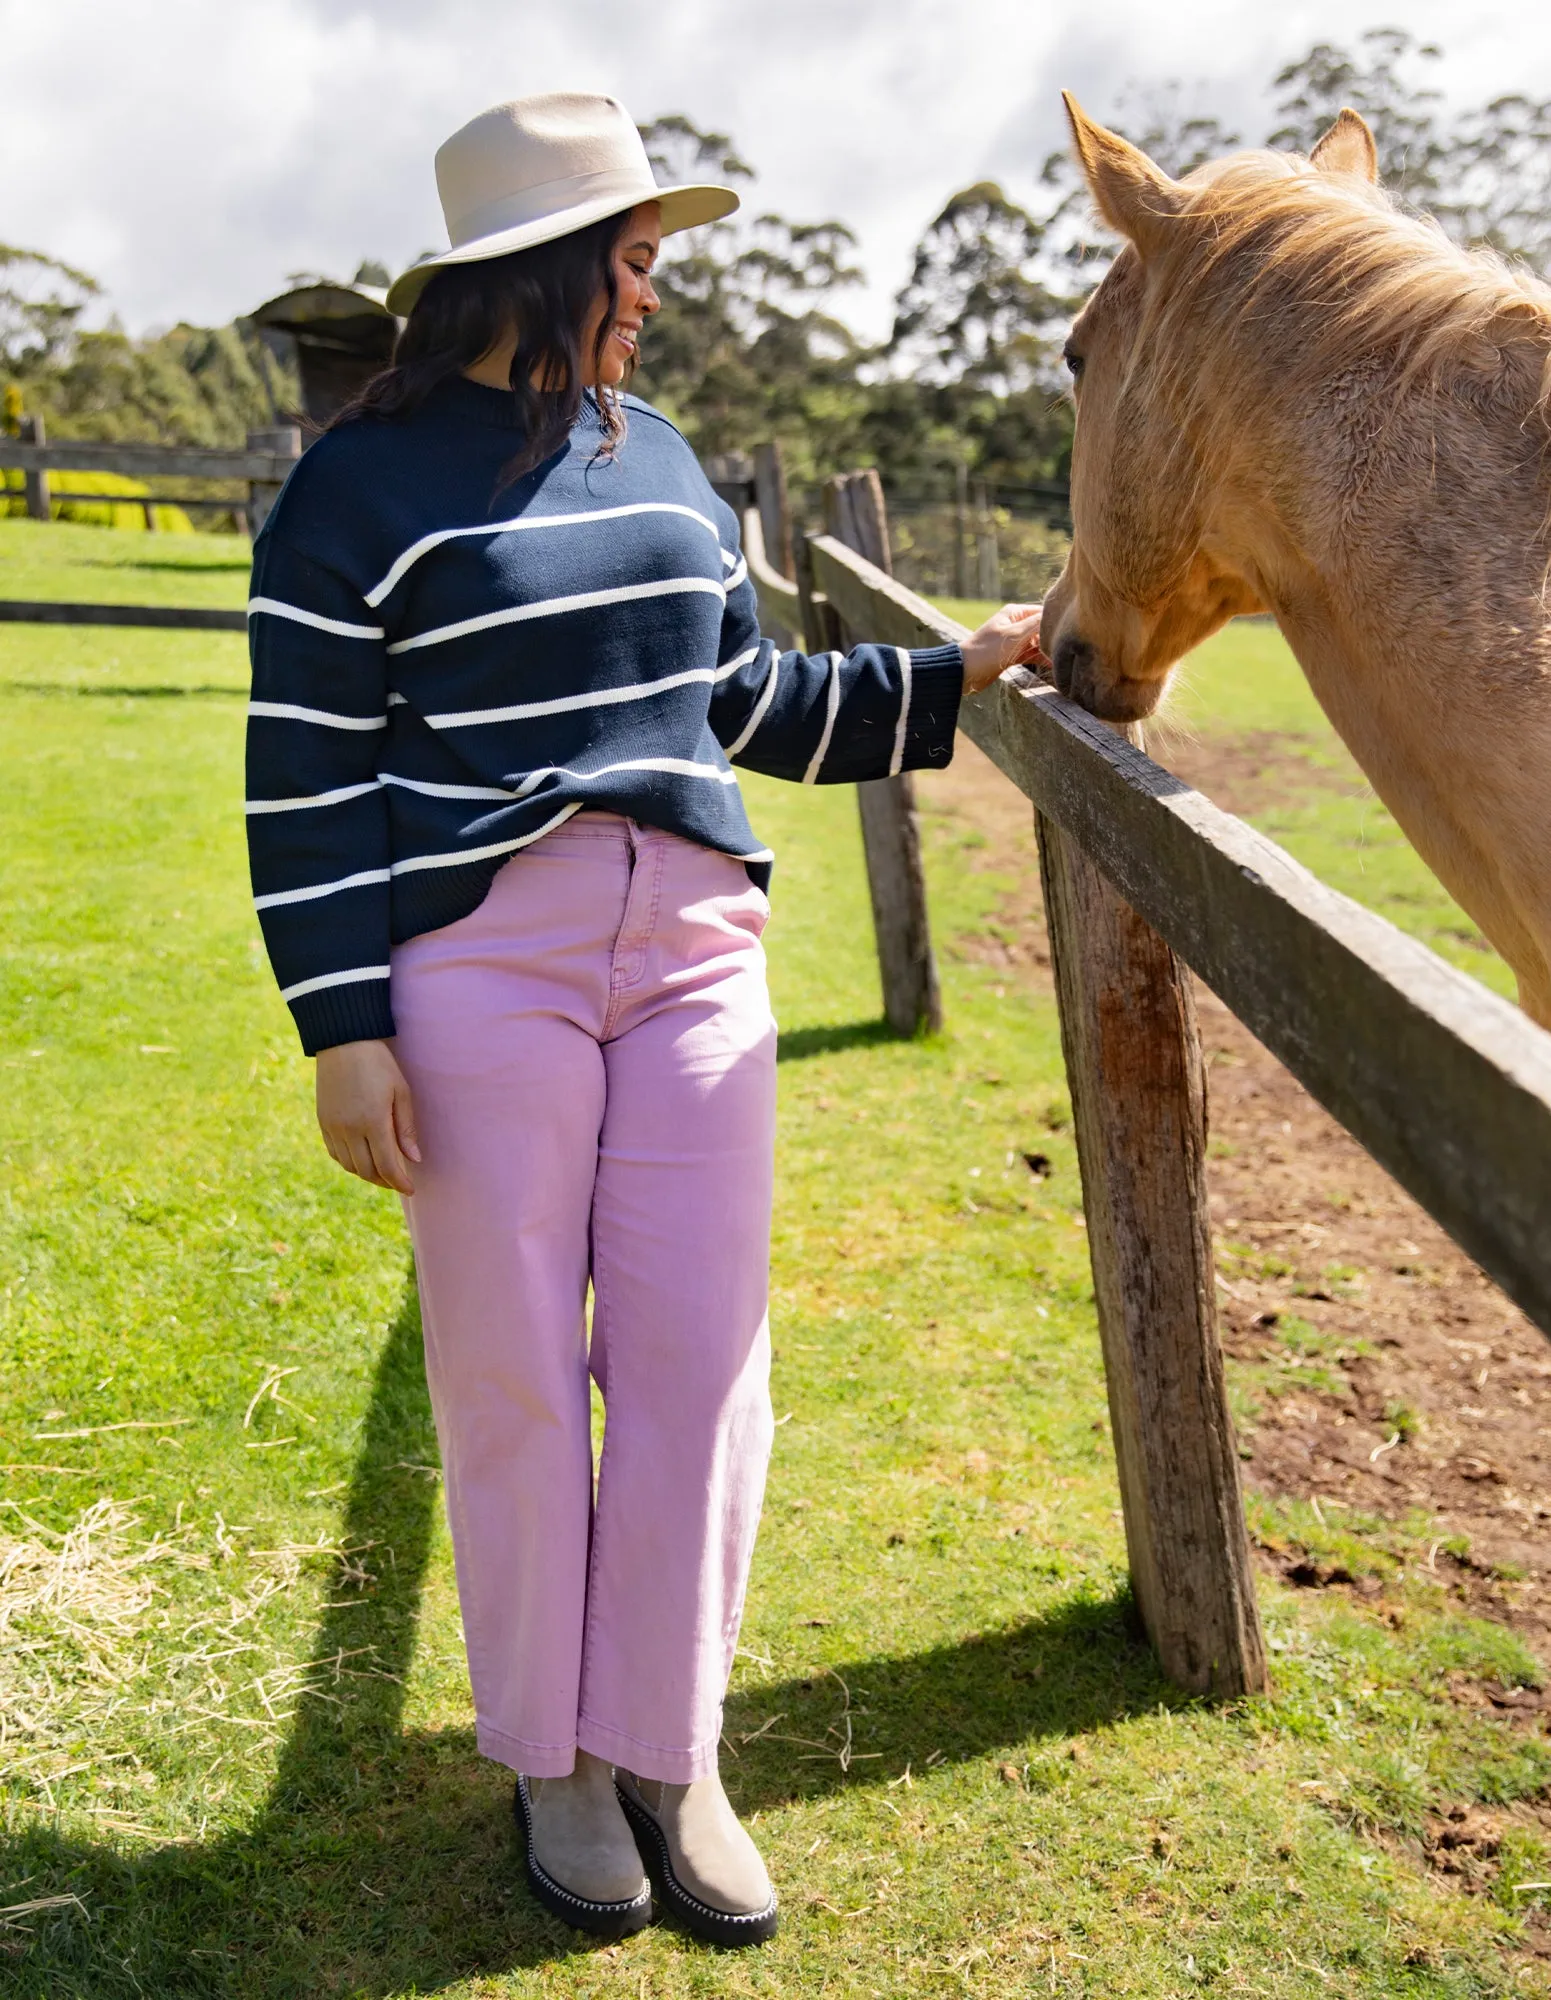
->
xmin=386 ymin=92 xmax=739 ymax=315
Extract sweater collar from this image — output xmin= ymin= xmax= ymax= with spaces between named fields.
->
xmin=426 ymin=374 xmax=525 ymax=429
xmin=425 ymin=374 xmax=607 ymax=436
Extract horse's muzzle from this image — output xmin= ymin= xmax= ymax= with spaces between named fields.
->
xmin=1053 ymin=632 xmax=1162 ymax=722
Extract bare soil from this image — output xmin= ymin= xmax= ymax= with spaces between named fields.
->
xmin=917 ymin=737 xmax=1551 ymax=1655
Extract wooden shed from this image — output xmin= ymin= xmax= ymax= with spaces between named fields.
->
xmin=250 ymin=282 xmax=400 ymax=428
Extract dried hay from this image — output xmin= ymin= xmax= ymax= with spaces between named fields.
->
xmin=0 ymin=1497 xmax=383 ymax=1811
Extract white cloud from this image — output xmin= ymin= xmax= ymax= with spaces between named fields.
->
xmin=1 ymin=0 xmax=1546 ymax=343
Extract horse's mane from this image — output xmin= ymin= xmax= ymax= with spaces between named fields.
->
xmin=1141 ymin=151 xmax=1551 ymax=442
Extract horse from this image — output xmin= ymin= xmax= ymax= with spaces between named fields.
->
xmin=1039 ymin=97 xmax=1551 ymax=1027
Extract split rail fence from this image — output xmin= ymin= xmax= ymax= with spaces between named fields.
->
xmin=740 ymin=463 xmax=1551 ymax=1699
xmin=0 ymin=421 xmax=300 ymax=632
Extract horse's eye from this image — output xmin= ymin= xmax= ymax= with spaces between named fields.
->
xmin=1063 ymin=345 xmax=1085 ymax=379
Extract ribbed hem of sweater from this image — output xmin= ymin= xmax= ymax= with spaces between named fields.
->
xmin=292 ymin=979 xmax=395 ymax=1057
xmin=904 ymin=646 xmax=965 ymax=766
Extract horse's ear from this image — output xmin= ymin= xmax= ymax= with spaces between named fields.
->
xmin=1062 ymin=92 xmax=1184 ymax=257
xmin=1309 ymin=108 xmax=1379 ymax=183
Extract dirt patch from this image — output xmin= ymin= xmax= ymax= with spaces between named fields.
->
xmin=1145 ymin=724 xmax=1367 ymax=817
xmin=918 ymin=735 xmax=1551 ymax=1653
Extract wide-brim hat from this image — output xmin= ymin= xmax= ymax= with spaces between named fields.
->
xmin=386 ymin=91 xmax=739 ymax=315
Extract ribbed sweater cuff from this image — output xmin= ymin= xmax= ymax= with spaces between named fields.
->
xmin=903 ymin=646 xmax=964 ymax=769
xmin=290 ymin=978 xmax=396 ymax=1057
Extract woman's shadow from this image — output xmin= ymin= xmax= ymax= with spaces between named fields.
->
xmin=1 ymin=1287 xmax=1170 ymax=1995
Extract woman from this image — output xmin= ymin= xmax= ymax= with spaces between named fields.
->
xmin=245 ymin=91 xmax=1041 ymax=1947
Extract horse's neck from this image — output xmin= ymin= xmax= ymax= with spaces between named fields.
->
xmin=1223 ymin=361 xmax=1551 ymax=737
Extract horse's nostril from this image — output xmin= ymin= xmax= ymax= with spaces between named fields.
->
xmin=1053 ymin=634 xmax=1091 ymax=699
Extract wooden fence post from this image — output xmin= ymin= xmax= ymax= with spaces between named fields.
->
xmin=974 ymin=480 xmax=999 ymax=598
xmin=753 ymin=441 xmax=793 ymax=581
xmin=246 ymin=426 xmax=302 ymax=539
xmin=19 ymin=416 xmax=50 ymax=522
xmin=820 ymin=471 xmax=943 ymax=1037
xmin=703 ymin=450 xmax=755 ymax=518
xmin=952 ymin=461 xmax=970 ymax=601
xmin=1036 ymin=758 xmax=1268 ymax=1696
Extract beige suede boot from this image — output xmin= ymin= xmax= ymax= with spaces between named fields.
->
xmin=514 ymin=1751 xmax=651 ymax=1939
xmin=615 ymin=1768 xmax=778 ymax=1946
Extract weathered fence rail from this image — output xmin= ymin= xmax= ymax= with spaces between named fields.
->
xmin=1 ymin=424 xmax=301 ymax=628
xmin=753 ymin=528 xmax=1551 ymax=1696
xmin=0 ymin=423 xmax=301 ymax=552
xmin=0 ymin=439 xmax=301 ymax=485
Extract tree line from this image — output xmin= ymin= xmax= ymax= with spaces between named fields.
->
xmin=4 ymin=28 xmax=1547 ymax=516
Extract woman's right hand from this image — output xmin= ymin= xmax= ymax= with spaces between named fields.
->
xmin=315 ymin=1039 xmax=422 ymax=1194
xmin=961 ymin=602 xmax=1046 ymax=693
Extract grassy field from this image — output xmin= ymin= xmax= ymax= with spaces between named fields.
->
xmin=939 ymin=597 xmax=1513 ymax=1000
xmin=0 ymin=521 xmax=1546 ymax=1996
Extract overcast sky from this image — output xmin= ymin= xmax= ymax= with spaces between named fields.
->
xmin=3 ymin=0 xmax=1547 ymax=343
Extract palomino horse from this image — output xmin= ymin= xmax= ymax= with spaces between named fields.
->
xmin=1040 ymin=98 xmax=1551 ymax=1027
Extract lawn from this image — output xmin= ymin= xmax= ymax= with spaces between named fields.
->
xmin=0 ymin=523 xmax=1545 ymax=1996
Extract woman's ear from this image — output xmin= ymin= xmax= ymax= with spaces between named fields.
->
xmin=1063 ymin=92 xmax=1185 ymax=259
xmin=1309 ymin=107 xmax=1380 ymax=183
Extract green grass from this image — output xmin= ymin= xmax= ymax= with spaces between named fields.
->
xmin=1 ymin=526 xmax=1547 ymax=1995
xmin=0 ymin=514 xmax=251 ymax=608
xmin=943 ymin=600 xmax=1513 ymax=998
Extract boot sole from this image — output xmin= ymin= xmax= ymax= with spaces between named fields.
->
xmin=615 ymin=1781 xmax=779 ymax=1948
xmin=513 ymin=1777 xmax=653 ymax=1941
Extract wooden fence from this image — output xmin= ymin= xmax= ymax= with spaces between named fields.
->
xmin=0 ymin=423 xmax=300 ymax=630
xmin=748 ymin=504 xmax=1551 ymax=1698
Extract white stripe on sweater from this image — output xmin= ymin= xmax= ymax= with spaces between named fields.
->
xmin=888 ymin=646 xmax=912 ymax=778
xmin=424 ymin=647 xmax=758 ymax=731
xmin=248 ymin=701 xmax=387 ymax=732
xmin=389 ymin=804 xmax=582 ymax=876
xmin=387 ymin=574 xmax=727 ymax=656
xmin=722 ymin=652 xmax=779 ymax=758
xmin=364 ymin=503 xmax=725 ymax=606
xmin=254 ymin=866 xmax=391 ymax=911
xmin=379 ymin=774 xmax=518 ymax=801
xmin=512 ymin=755 xmax=738 ymax=799
xmin=280 ymin=964 xmax=391 ymax=1004
xmin=802 ymin=653 xmax=844 ymax=784
xmin=245 ymin=781 xmax=382 ymax=815
xmin=723 ymin=555 xmax=749 ymax=593
xmin=248 ymin=597 xmax=385 ymax=639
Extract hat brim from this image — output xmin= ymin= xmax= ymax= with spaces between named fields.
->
xmin=385 ymin=181 xmax=739 ymax=315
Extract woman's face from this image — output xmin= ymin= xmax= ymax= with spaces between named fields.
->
xmin=583 ymin=201 xmax=662 ymax=387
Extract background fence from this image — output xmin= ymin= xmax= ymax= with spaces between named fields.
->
xmin=883 ymin=477 xmax=1072 ymax=603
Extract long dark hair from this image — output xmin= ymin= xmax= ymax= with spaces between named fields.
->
xmin=334 ymin=208 xmax=635 ymax=482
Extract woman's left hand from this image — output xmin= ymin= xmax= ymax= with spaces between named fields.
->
xmin=961 ymin=603 xmax=1045 ymax=694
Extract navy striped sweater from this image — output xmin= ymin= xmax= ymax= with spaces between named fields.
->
xmin=245 ymin=377 xmax=964 ymax=1054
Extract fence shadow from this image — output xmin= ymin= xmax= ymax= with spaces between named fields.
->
xmin=75 ymin=556 xmax=254 ymax=574
xmin=0 ymin=1290 xmax=1167 ymax=1996
xmin=721 ymin=1589 xmax=1171 ymax=1817
xmin=7 ymin=682 xmax=247 ymax=700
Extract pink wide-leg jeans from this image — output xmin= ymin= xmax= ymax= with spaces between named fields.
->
xmin=390 ymin=813 xmax=777 ymax=1782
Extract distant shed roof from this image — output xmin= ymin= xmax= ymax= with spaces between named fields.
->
xmin=251 ymin=283 xmax=401 ymax=425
